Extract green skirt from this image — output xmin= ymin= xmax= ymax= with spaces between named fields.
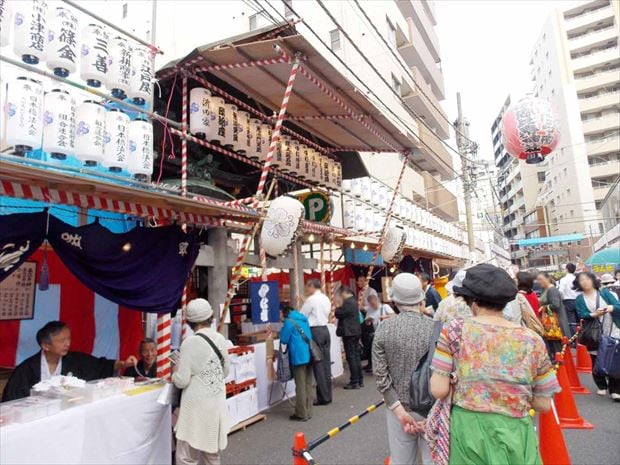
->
xmin=449 ymin=406 xmax=542 ymax=465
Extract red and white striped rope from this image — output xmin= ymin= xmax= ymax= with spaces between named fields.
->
xmin=256 ymin=58 xmax=301 ymax=197
xmin=158 ymin=54 xmax=205 ymax=81
xmin=156 ymin=314 xmax=171 ymax=379
xmin=286 ymin=114 xmax=361 ymax=122
xmin=0 ymin=180 xmax=226 ymax=227
xmin=301 ymin=220 xmax=349 ymax=236
xmin=180 ymin=77 xmax=189 ymax=340
xmin=260 ymin=244 xmax=268 ymax=282
xmin=223 ymin=196 xmax=256 ymax=208
xmin=360 ymin=152 xmax=410 ymax=307
xmin=258 ymin=19 xmax=301 ymax=40
xmin=320 ymin=237 xmax=326 ymax=294
xmin=195 ymin=56 xmax=288 ymax=73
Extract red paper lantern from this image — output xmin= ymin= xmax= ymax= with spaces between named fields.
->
xmin=501 ymin=97 xmax=560 ymax=164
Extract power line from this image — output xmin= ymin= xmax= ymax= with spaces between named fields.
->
xmin=259 ymin=0 xmax=464 ymax=180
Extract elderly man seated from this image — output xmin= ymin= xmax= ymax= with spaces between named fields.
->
xmin=124 ymin=338 xmax=158 ymax=379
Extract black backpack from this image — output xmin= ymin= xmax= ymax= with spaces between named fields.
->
xmin=410 ymin=321 xmax=442 ymax=416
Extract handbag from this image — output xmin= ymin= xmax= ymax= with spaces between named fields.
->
xmin=290 ymin=320 xmax=323 ymax=362
xmin=540 ymin=305 xmax=563 ymax=340
xmin=593 ymin=312 xmax=620 ymax=378
xmin=578 ymin=293 xmax=603 ymax=351
xmin=276 ymin=345 xmax=293 ymax=382
xmin=410 ymin=321 xmax=442 ymax=416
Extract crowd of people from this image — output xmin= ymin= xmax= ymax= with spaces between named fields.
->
xmin=2 ymin=262 xmax=619 ymax=465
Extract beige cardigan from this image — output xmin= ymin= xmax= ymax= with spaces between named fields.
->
xmin=172 ymin=327 xmax=230 ymax=453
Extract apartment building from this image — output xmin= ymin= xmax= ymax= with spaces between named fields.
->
xmin=529 ymin=0 xmax=619 ymax=237
xmin=491 ymin=95 xmax=546 ymax=267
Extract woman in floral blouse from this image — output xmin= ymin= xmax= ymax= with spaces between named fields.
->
xmin=430 ymin=264 xmax=560 ymax=465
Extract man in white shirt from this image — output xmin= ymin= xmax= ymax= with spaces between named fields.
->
xmin=558 ymin=263 xmax=579 ymax=336
xmin=300 ymin=279 xmax=332 ymax=405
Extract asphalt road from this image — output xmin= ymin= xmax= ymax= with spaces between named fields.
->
xmin=224 ymin=368 xmax=620 ymax=465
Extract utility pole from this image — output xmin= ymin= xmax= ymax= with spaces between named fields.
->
xmin=455 ymin=93 xmax=476 ymax=254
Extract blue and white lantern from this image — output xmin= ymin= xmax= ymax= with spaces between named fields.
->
xmin=103 ymin=108 xmax=129 ymax=172
xmin=75 ymin=100 xmax=105 ymax=166
xmin=106 ymin=36 xmax=131 ymax=99
xmin=189 ymin=87 xmax=211 ymax=139
xmin=128 ymin=117 xmax=153 ymax=181
xmin=42 ymin=89 xmax=75 ymax=160
xmin=80 ymin=24 xmax=108 ymax=88
xmin=223 ymin=103 xmax=238 ymax=149
xmin=129 ymin=45 xmax=153 ymax=105
xmin=247 ymin=118 xmax=260 ymax=159
xmin=13 ymin=0 xmax=47 ymax=64
xmin=46 ymin=7 xmax=78 ymax=78
xmin=1 ymin=0 xmax=13 ymax=48
xmin=5 ymin=77 xmax=43 ymax=155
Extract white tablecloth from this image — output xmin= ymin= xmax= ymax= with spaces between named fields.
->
xmin=1 ymin=388 xmax=171 ymax=465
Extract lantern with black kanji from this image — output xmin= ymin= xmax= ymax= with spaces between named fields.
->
xmin=106 ymin=36 xmax=132 ymax=99
xmin=43 ymin=88 xmax=75 ymax=160
xmin=128 ymin=117 xmax=153 ymax=182
xmin=129 ymin=45 xmax=153 ymax=105
xmin=103 ymin=108 xmax=130 ymax=172
xmin=13 ymin=0 xmax=47 ymax=65
xmin=501 ymin=96 xmax=560 ymax=164
xmin=5 ymin=77 xmax=43 ymax=155
xmin=46 ymin=7 xmax=78 ymax=78
xmin=189 ymin=87 xmax=211 ymax=139
xmin=74 ymin=100 xmax=105 ymax=166
xmin=80 ymin=24 xmax=108 ymax=88
xmin=0 ymin=0 xmax=13 ymax=48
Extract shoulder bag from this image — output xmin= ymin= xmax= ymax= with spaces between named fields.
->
xmin=578 ymin=293 xmax=603 ymax=351
xmin=290 ymin=320 xmax=323 ymax=362
xmin=593 ymin=296 xmax=620 ymax=378
xmin=409 ymin=320 xmax=442 ymax=415
xmin=540 ymin=304 xmax=563 ymax=340
xmin=276 ymin=344 xmax=293 ymax=382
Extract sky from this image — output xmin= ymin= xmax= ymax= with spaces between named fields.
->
xmin=435 ymin=0 xmax=581 ymax=164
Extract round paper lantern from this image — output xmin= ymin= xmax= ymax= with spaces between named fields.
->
xmin=260 ymin=195 xmax=305 ymax=257
xmin=189 ymin=87 xmax=211 ymax=139
xmin=43 ymin=88 xmax=75 ymax=160
xmin=324 ymin=157 xmax=333 ymax=188
xmin=13 ymin=0 xmax=47 ymax=65
xmin=129 ymin=45 xmax=153 ymax=105
xmin=80 ymin=24 xmax=108 ymax=88
xmin=210 ymin=97 xmax=226 ymax=144
xmin=501 ymin=96 xmax=560 ymax=164
xmin=257 ymin=122 xmax=271 ymax=161
xmin=223 ymin=103 xmax=238 ymax=149
xmin=382 ymin=226 xmax=407 ymax=263
xmin=128 ymin=117 xmax=153 ymax=181
xmin=6 ymin=77 xmax=44 ymax=155
xmin=299 ymin=144 xmax=309 ymax=178
xmin=290 ymin=139 xmax=301 ymax=175
xmin=1 ymin=0 xmax=13 ymax=48
xmin=46 ymin=7 xmax=78 ymax=78
xmin=247 ymin=118 xmax=260 ymax=159
xmin=106 ymin=36 xmax=132 ymax=99
xmin=236 ymin=110 xmax=251 ymax=154
xmin=74 ymin=100 xmax=105 ymax=166
xmin=102 ymin=108 xmax=130 ymax=172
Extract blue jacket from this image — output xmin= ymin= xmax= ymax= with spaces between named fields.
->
xmin=280 ymin=310 xmax=312 ymax=367
xmin=575 ymin=288 xmax=620 ymax=329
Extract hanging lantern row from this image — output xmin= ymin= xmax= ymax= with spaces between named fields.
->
xmin=4 ymin=76 xmax=153 ymax=180
xmin=1 ymin=1 xmax=153 ymax=104
xmin=189 ymin=87 xmax=343 ymax=189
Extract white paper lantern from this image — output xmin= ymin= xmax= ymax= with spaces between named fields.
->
xmin=350 ymin=178 xmax=361 ymax=198
xmin=360 ymin=177 xmax=371 ymax=203
xmin=189 ymin=87 xmax=211 ymax=139
xmin=316 ymin=154 xmax=326 ymax=185
xmin=224 ymin=103 xmax=238 ymax=149
xmin=42 ymin=89 xmax=75 ymax=160
xmin=6 ymin=77 xmax=43 ymax=154
xmin=373 ymin=211 xmax=382 ymax=232
xmin=353 ymin=201 xmax=364 ymax=232
xmin=257 ymin=122 xmax=271 ymax=161
xmin=128 ymin=117 xmax=153 ymax=181
xmin=74 ymin=100 xmax=104 ymax=165
xmin=382 ymin=226 xmax=407 ymax=264
xmin=290 ymin=139 xmax=301 ymax=175
xmin=381 ymin=187 xmax=390 ymax=209
xmin=236 ymin=110 xmax=251 ymax=154
xmin=343 ymin=199 xmax=354 ymax=230
xmin=129 ymin=45 xmax=153 ymax=105
xmin=247 ymin=118 xmax=260 ymax=159
xmin=45 ymin=7 xmax=78 ymax=77
xmin=13 ymin=0 xmax=47 ymax=65
xmin=333 ymin=161 xmax=342 ymax=188
xmin=260 ymin=196 xmax=305 ymax=257
xmin=1 ymin=0 xmax=13 ymax=48
xmin=209 ymin=97 xmax=226 ymax=144
xmin=342 ymin=179 xmax=352 ymax=193
xmin=305 ymin=148 xmax=317 ymax=181
xmin=363 ymin=207 xmax=373 ymax=232
xmin=107 ymin=36 xmax=131 ymax=99
xmin=280 ymin=135 xmax=293 ymax=172
xmin=80 ymin=24 xmax=108 ymax=88
xmin=102 ymin=108 xmax=129 ymax=172
xmin=299 ymin=144 xmax=309 ymax=178
xmin=322 ymin=157 xmax=332 ymax=187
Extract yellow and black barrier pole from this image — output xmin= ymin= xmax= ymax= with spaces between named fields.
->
xmin=292 ymin=400 xmax=385 ymax=464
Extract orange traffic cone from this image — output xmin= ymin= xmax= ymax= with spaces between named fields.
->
xmin=293 ymin=432 xmax=309 ymax=465
xmin=575 ymin=344 xmax=592 ymax=374
xmin=562 ymin=339 xmax=589 ymax=395
xmin=538 ymin=403 xmax=572 ymax=465
xmin=384 ymin=457 xmax=391 ymax=465
xmin=553 ymin=353 xmax=593 ymax=429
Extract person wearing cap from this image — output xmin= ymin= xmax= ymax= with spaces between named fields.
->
xmin=430 ymin=264 xmax=560 ymax=465
xmin=434 ymin=270 xmax=472 ymax=324
xmin=372 ymin=273 xmax=434 ymax=465
xmin=173 ymin=298 xmax=230 ymax=465
xmin=600 ymin=273 xmax=619 ymax=299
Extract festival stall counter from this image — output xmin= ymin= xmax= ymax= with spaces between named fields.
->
xmin=1 ymin=384 xmax=171 ymax=465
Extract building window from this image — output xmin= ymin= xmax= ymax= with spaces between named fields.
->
xmin=329 ymin=29 xmax=341 ymax=51
xmin=122 ymin=3 xmax=128 ymax=18
xmin=249 ymin=13 xmax=258 ymax=30
xmin=391 ymin=73 xmax=402 ymax=95
xmin=537 ymin=172 xmax=546 ymax=182
xmin=563 ymin=167 xmax=568 ymax=176
xmin=284 ymin=0 xmax=294 ymax=19
xmin=387 ymin=19 xmax=396 ymax=46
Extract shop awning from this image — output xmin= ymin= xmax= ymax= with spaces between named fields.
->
xmin=517 ymin=234 xmax=584 ymax=247
xmin=157 ymin=24 xmax=453 ymax=179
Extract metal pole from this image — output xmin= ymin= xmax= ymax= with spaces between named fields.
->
xmin=456 ymin=93 xmax=476 ymax=254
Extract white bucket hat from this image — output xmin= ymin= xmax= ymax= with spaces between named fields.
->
xmin=389 ymin=273 xmax=424 ymax=306
xmin=186 ymin=298 xmax=214 ymax=323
